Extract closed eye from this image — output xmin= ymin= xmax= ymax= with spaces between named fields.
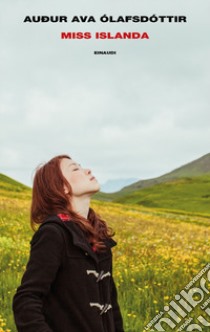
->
xmin=70 ymin=163 xmax=81 ymax=171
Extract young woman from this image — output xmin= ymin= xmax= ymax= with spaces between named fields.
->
xmin=13 ymin=154 xmax=124 ymax=332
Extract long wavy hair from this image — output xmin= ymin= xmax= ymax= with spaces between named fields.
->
xmin=31 ymin=154 xmax=113 ymax=251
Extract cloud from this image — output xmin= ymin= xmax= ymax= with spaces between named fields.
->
xmin=1 ymin=0 xmax=210 ymax=186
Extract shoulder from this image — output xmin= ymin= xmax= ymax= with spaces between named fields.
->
xmin=30 ymin=219 xmax=65 ymax=248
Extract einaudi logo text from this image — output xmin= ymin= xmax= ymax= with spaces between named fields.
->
xmin=144 ymin=263 xmax=210 ymax=331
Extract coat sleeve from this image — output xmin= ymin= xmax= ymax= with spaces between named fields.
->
xmin=13 ymin=224 xmax=64 ymax=332
xmin=110 ymin=272 xmax=124 ymax=332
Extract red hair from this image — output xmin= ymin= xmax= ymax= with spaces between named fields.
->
xmin=31 ymin=154 xmax=113 ymax=251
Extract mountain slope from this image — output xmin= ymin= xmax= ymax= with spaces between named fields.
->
xmin=0 ymin=173 xmax=31 ymax=198
xmin=120 ymin=153 xmax=210 ymax=192
xmin=114 ymin=174 xmax=210 ymax=215
xmin=94 ymin=153 xmax=210 ymax=215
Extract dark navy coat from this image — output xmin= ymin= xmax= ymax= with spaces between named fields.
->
xmin=13 ymin=216 xmax=124 ymax=332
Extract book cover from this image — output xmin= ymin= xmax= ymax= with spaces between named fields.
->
xmin=0 ymin=1 xmax=209 ymax=331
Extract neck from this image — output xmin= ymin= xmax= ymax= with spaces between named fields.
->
xmin=71 ymin=195 xmax=91 ymax=219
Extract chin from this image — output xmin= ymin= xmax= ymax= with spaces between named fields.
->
xmin=93 ymin=186 xmax=100 ymax=193
xmin=91 ymin=184 xmax=100 ymax=194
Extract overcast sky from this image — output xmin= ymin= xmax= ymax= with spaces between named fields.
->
xmin=0 ymin=0 xmax=210 ymax=187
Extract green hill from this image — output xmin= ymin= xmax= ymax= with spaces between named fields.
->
xmin=0 ymin=173 xmax=31 ymax=199
xmin=113 ymin=174 xmax=210 ymax=215
xmin=121 ymin=153 xmax=210 ymax=192
xmin=94 ymin=153 xmax=210 ymax=215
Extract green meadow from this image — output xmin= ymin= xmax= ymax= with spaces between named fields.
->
xmin=96 ymin=174 xmax=210 ymax=216
xmin=0 ymin=174 xmax=209 ymax=332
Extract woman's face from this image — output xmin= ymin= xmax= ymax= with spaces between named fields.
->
xmin=60 ymin=158 xmax=100 ymax=197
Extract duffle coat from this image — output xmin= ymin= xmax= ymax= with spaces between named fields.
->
xmin=13 ymin=215 xmax=124 ymax=332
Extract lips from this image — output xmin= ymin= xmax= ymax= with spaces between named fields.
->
xmin=90 ymin=176 xmax=96 ymax=181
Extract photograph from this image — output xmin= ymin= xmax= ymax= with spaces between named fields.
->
xmin=0 ymin=1 xmax=210 ymax=331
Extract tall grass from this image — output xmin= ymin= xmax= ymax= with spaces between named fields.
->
xmin=0 ymin=196 xmax=209 ymax=332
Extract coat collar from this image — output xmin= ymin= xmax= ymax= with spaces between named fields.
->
xmin=40 ymin=216 xmax=116 ymax=262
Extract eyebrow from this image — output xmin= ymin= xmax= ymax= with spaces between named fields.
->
xmin=69 ymin=163 xmax=81 ymax=167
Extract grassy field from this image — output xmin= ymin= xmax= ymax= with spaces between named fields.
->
xmin=0 ymin=171 xmax=210 ymax=331
xmin=95 ymin=175 xmax=210 ymax=217
xmin=0 ymin=190 xmax=210 ymax=331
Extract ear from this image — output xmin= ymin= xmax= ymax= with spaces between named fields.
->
xmin=64 ymin=184 xmax=69 ymax=194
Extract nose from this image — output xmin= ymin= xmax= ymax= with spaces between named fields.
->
xmin=85 ymin=168 xmax=91 ymax=175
